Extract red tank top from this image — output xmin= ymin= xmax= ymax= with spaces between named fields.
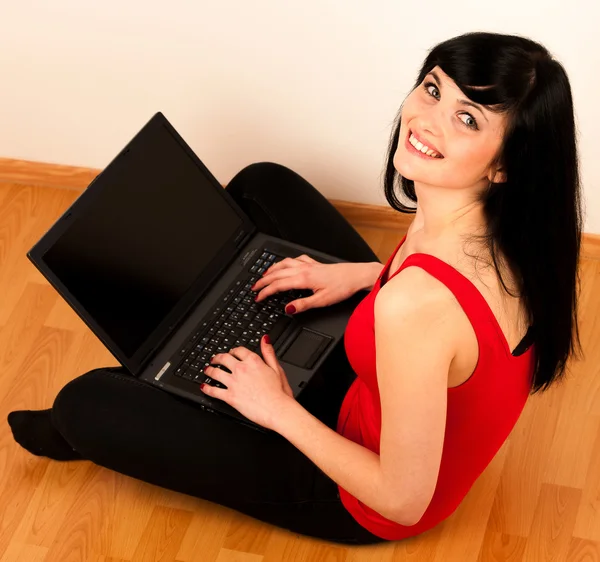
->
xmin=335 ymin=234 xmax=535 ymax=540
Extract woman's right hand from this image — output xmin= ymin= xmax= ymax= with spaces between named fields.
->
xmin=251 ymin=254 xmax=371 ymax=313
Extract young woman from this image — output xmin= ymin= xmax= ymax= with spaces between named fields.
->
xmin=8 ymin=31 xmax=583 ymax=544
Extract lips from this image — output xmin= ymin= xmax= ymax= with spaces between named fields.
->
xmin=409 ymin=129 xmax=444 ymax=158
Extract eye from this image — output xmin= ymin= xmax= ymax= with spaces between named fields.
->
xmin=459 ymin=113 xmax=479 ymax=130
xmin=423 ymin=81 xmax=440 ymax=100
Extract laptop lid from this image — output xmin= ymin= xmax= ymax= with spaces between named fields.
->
xmin=28 ymin=112 xmax=257 ymax=375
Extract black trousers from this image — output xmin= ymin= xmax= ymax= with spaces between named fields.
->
xmin=49 ymin=162 xmax=388 ymax=545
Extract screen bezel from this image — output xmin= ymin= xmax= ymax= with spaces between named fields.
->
xmin=27 ymin=112 xmax=256 ymax=375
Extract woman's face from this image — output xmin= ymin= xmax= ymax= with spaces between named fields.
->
xmin=393 ymin=66 xmax=507 ymax=190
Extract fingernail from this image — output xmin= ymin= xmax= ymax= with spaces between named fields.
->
xmin=200 ymin=383 xmax=205 ymax=390
xmin=285 ymin=304 xmax=296 ymax=314
xmin=264 ymin=334 xmax=271 ymax=345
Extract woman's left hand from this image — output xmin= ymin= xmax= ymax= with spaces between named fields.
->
xmin=200 ymin=335 xmax=295 ymax=430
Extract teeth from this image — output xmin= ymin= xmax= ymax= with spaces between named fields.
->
xmin=409 ymin=133 xmax=441 ymax=158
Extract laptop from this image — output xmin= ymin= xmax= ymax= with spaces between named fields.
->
xmin=27 ymin=112 xmax=367 ymax=434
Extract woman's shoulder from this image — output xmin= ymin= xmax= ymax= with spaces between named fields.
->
xmin=375 ymin=265 xmax=464 ymax=350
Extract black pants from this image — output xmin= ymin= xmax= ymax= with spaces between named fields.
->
xmin=49 ymin=163 xmax=387 ymax=545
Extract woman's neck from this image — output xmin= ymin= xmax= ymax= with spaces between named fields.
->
xmin=409 ymin=182 xmax=488 ymax=246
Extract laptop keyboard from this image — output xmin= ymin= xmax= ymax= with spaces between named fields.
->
xmin=172 ymin=249 xmax=312 ymax=387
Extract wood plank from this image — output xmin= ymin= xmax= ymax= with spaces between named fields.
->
xmin=521 ymin=483 xmax=582 ymax=562
xmin=129 ymin=505 xmax=194 ymax=562
xmin=0 ymin=542 xmax=48 ymax=562
xmin=0 ymin=157 xmax=99 ymax=191
xmin=566 ymin=538 xmax=600 ymax=562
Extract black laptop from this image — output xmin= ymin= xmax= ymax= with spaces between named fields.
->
xmin=27 ymin=112 xmax=366 ymax=434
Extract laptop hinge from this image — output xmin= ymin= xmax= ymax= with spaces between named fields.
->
xmin=234 ymin=230 xmax=246 ymax=246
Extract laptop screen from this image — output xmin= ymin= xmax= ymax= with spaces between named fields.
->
xmin=42 ymin=124 xmax=244 ymax=359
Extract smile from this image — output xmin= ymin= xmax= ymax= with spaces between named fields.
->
xmin=406 ymin=130 xmax=444 ymax=159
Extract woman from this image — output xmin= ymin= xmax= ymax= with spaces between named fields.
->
xmin=8 ymin=31 xmax=583 ymax=544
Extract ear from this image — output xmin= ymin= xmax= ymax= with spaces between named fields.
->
xmin=488 ymin=165 xmax=507 ymax=184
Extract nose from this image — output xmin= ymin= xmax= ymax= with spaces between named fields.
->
xmin=415 ymin=105 xmax=446 ymax=145
xmin=419 ymin=104 xmax=443 ymax=136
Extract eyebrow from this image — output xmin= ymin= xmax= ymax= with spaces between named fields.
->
xmin=428 ymin=71 xmax=489 ymax=123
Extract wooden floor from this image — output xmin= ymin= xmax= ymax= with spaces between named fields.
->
xmin=0 ymin=180 xmax=599 ymax=562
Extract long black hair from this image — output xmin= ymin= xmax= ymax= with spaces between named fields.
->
xmin=383 ymin=32 xmax=584 ymax=394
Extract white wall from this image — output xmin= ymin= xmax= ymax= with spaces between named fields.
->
xmin=1 ymin=0 xmax=598 ymax=233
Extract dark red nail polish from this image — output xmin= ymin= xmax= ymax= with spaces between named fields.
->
xmin=200 ymin=383 xmax=205 ymax=390
xmin=264 ymin=334 xmax=271 ymax=345
xmin=285 ymin=304 xmax=296 ymax=314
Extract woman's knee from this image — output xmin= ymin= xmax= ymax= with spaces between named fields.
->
xmin=51 ymin=368 xmax=137 ymax=440
xmin=230 ymin=161 xmax=295 ymax=181
xmin=226 ymin=162 xmax=306 ymax=197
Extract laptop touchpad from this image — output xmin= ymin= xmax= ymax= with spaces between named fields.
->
xmin=281 ymin=328 xmax=332 ymax=369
